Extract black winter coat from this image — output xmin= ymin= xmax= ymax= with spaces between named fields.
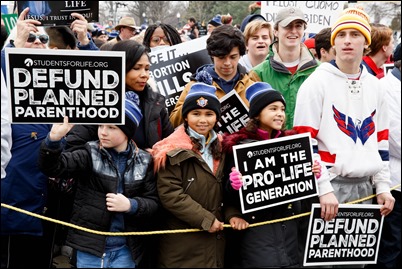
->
xmin=38 ymin=140 xmax=158 ymax=265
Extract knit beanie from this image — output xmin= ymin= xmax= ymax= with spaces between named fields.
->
xmin=182 ymin=82 xmax=221 ymax=119
xmin=119 ymin=91 xmax=143 ymax=139
xmin=208 ymin=15 xmax=222 ymax=27
xmin=246 ymin=82 xmax=286 ymax=118
xmin=331 ymin=7 xmax=371 ymax=46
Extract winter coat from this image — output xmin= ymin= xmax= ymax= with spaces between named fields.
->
xmin=65 ymin=84 xmax=173 ymax=150
xmin=148 ymin=125 xmax=226 ymax=268
xmin=1 ymin=124 xmax=52 ymax=236
xmin=38 ymin=140 xmax=158 ymax=265
xmin=222 ymin=127 xmax=300 ymax=268
xmin=169 ymin=64 xmax=255 ymax=128
xmin=249 ymin=41 xmax=319 ymax=129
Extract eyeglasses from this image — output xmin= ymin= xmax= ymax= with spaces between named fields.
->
xmin=151 ymin=36 xmax=170 ymax=44
xmin=27 ymin=33 xmax=49 ymax=44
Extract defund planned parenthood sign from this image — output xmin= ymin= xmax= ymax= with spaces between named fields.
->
xmin=233 ymin=132 xmax=318 ymax=213
xmin=5 ymin=48 xmax=125 ymax=124
xmin=304 ymin=203 xmax=384 ymax=266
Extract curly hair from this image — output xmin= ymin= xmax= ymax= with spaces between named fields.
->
xmin=207 ymin=24 xmax=246 ymax=59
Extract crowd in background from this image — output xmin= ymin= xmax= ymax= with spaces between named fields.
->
xmin=1 ymin=1 xmax=401 ymax=268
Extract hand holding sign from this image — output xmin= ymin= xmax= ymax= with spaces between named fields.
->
xmin=70 ymin=12 xmax=90 ymax=46
xmin=230 ymin=167 xmax=243 ymax=190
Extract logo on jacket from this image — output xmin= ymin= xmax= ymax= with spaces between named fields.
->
xmin=332 ymin=105 xmax=376 ymax=145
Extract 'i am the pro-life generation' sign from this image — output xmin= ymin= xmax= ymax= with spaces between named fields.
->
xmin=5 ymin=48 xmax=125 ymax=124
xmin=304 ymin=203 xmax=384 ymax=266
xmin=233 ymin=132 xmax=318 ymax=213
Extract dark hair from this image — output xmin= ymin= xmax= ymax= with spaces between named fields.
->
xmin=183 ymin=121 xmax=222 ymax=160
xmin=111 ymin=40 xmax=149 ymax=74
xmin=45 ymin=26 xmax=77 ymax=49
xmin=207 ymin=24 xmax=246 ymax=58
xmin=143 ymin=23 xmax=182 ymax=51
xmin=315 ymin=27 xmax=332 ymax=60
xmin=188 ymin=17 xmax=196 ymax=23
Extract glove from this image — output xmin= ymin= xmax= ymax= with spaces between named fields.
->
xmin=230 ymin=167 xmax=243 ymax=190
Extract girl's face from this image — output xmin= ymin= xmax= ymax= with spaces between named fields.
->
xmin=257 ymin=101 xmax=286 ymax=134
xmin=185 ymin=109 xmax=217 ymax=137
xmin=150 ymin=27 xmax=171 ymax=48
xmin=98 ymin=125 xmax=128 ymax=152
xmin=125 ymin=53 xmax=150 ymax=92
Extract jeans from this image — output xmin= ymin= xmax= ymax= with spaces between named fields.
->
xmin=76 ymin=245 xmax=135 ymax=268
xmin=376 ymin=190 xmax=401 ymax=268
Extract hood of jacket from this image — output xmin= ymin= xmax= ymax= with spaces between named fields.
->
xmin=148 ymin=125 xmax=193 ymax=173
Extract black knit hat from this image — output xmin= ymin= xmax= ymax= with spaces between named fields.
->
xmin=118 ymin=91 xmax=143 ymax=139
xmin=246 ymin=82 xmax=286 ymax=118
xmin=208 ymin=15 xmax=222 ymax=27
xmin=182 ymin=82 xmax=220 ymax=119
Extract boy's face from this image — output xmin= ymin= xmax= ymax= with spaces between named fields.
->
xmin=334 ymin=29 xmax=367 ymax=64
xmin=98 ymin=125 xmax=128 ymax=152
xmin=274 ymin=20 xmax=305 ymax=48
xmin=212 ymin=47 xmax=240 ymax=81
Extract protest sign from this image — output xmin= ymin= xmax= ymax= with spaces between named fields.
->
xmin=17 ymin=1 xmax=99 ymax=25
xmin=217 ymin=90 xmax=249 ymax=134
xmin=261 ymin=1 xmax=347 ymax=34
xmin=304 ymin=203 xmax=384 ymax=266
xmin=149 ymin=36 xmax=212 ymax=114
xmin=233 ymin=132 xmax=318 ymax=213
xmin=5 ymin=48 xmax=125 ymax=124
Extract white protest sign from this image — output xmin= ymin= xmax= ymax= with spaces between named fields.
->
xmin=261 ymin=1 xmax=347 ymax=33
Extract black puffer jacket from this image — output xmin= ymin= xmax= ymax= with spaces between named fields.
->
xmin=65 ymin=84 xmax=174 ymax=150
xmin=39 ymin=140 xmax=158 ymax=265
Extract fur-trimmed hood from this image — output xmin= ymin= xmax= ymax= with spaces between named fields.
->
xmin=148 ymin=125 xmax=193 ymax=173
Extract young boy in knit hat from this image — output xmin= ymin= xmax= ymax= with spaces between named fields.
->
xmin=148 ymin=82 xmax=225 ymax=268
xmin=38 ymin=92 xmax=159 ymax=268
xmin=293 ymin=7 xmax=395 ymax=267
xmin=221 ymin=82 xmax=324 ymax=268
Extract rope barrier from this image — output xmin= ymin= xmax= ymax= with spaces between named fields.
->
xmin=1 ymin=183 xmax=399 ymax=236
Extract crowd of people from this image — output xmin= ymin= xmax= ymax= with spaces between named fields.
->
xmin=1 ymin=2 xmax=400 ymax=269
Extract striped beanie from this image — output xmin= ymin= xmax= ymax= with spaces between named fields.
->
xmin=119 ymin=91 xmax=143 ymax=139
xmin=182 ymin=82 xmax=220 ymax=119
xmin=331 ymin=7 xmax=371 ymax=46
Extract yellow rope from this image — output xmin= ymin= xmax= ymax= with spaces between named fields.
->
xmin=1 ymin=183 xmax=399 ymax=235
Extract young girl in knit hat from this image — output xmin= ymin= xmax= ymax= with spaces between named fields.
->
xmin=38 ymin=92 xmax=158 ymax=268
xmin=222 ymin=81 xmax=324 ymax=268
xmin=148 ymin=82 xmax=226 ymax=268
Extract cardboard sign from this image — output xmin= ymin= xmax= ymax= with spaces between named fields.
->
xmin=5 ymin=48 xmax=125 ymax=124
xmin=304 ymin=203 xmax=384 ymax=266
xmin=233 ymin=132 xmax=318 ymax=213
